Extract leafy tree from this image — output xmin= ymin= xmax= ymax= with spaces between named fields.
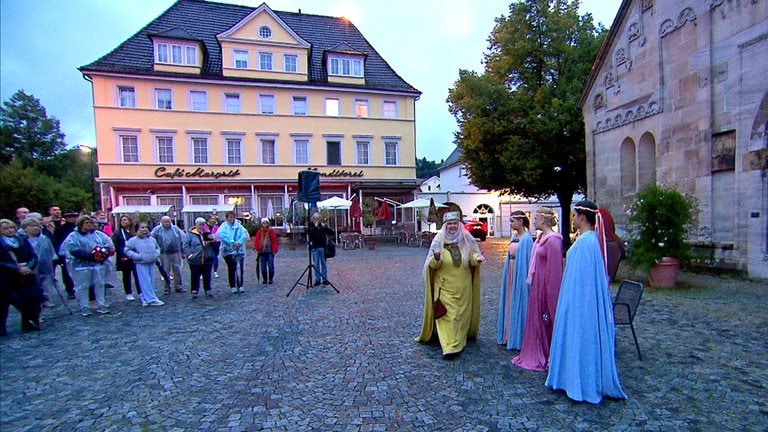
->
xmin=447 ymin=0 xmax=606 ymax=247
xmin=0 ymin=90 xmax=67 ymax=167
xmin=0 ymin=160 xmax=90 ymax=218
xmin=416 ymin=157 xmax=443 ymax=179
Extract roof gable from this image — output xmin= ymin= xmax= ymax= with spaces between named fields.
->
xmin=217 ymin=3 xmax=310 ymax=48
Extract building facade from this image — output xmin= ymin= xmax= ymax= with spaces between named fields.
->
xmin=80 ymin=1 xmax=420 ymax=228
xmin=580 ymin=0 xmax=768 ymax=277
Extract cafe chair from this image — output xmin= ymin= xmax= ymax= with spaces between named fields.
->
xmin=613 ymin=279 xmax=645 ymax=360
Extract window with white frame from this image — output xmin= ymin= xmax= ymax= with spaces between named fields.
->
xmin=172 ymin=45 xmax=182 ymax=64
xmin=260 ymin=138 xmax=276 ymax=164
xmin=293 ymin=138 xmax=309 ymax=165
xmin=118 ymin=86 xmax=136 ymax=108
xmin=192 ymin=137 xmax=208 ymax=164
xmin=155 ymin=88 xmax=172 ymax=110
xmin=123 ymin=195 xmax=150 ymax=206
xmin=189 ymin=195 xmax=218 ymax=205
xmin=258 ymin=26 xmax=272 ymax=39
xmin=259 ymin=52 xmax=273 ymax=70
xmin=325 ymin=98 xmax=340 ymax=116
xmin=292 ymin=96 xmax=307 ymax=116
xmin=157 ymin=136 xmax=174 ymax=163
xmin=190 ymin=91 xmax=207 ymax=111
xmin=156 ymin=195 xmax=182 ymax=211
xmin=155 ymin=42 xmax=197 ymax=65
xmin=225 ymin=93 xmax=241 ymax=113
xmin=120 ymin=135 xmax=139 ymax=163
xmin=328 ymin=54 xmax=363 ymax=77
xmin=259 ymin=94 xmax=275 ymax=114
xmin=185 ymin=46 xmax=197 ymax=65
xmin=225 ymin=195 xmax=252 ymax=217
xmin=284 ymin=54 xmax=298 ymax=73
xmin=156 ymin=43 xmax=169 ymax=63
xmin=259 ymin=196 xmax=282 ymax=219
xmin=354 ymin=99 xmax=369 ymax=118
xmin=355 ymin=140 xmax=370 ymax=165
xmin=234 ymin=50 xmax=248 ymax=69
xmin=384 ymin=140 xmax=399 ymax=166
xmin=383 ymin=101 xmax=397 ymax=119
xmin=226 ymin=138 xmax=242 ymax=164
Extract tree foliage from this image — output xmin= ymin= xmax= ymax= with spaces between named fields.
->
xmin=1 ymin=90 xmax=67 ymax=167
xmin=416 ymin=157 xmax=443 ymax=179
xmin=447 ymin=0 xmax=606 ymax=245
xmin=0 ymin=90 xmax=94 ymax=217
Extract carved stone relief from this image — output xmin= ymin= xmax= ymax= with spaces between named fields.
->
xmin=642 ymin=0 xmax=653 ymax=12
xmin=593 ymin=100 xmax=662 ymax=134
xmin=593 ymin=93 xmax=605 ymax=111
xmin=659 ymin=7 xmax=698 ymax=38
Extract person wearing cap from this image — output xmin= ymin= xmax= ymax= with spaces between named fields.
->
xmin=512 ymin=207 xmax=563 ymax=372
xmin=183 ymin=217 xmax=217 ymax=299
xmin=546 ymin=199 xmax=627 ymax=404
xmin=151 ymin=216 xmax=186 ymax=295
xmin=54 ymin=210 xmax=79 ymax=299
xmin=217 ymin=211 xmax=248 ymax=293
xmin=416 ymin=211 xmax=484 ymax=359
xmin=497 ymin=210 xmax=533 ymax=350
xmin=59 ymin=215 xmax=115 ymax=316
xmin=253 ymin=217 xmax=279 ymax=284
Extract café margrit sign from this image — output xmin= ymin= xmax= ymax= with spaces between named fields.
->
xmin=154 ymin=166 xmax=364 ymax=180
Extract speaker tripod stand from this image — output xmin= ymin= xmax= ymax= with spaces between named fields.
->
xmin=286 ymin=237 xmax=339 ymax=297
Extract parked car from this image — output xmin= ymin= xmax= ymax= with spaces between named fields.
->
xmin=463 ymin=219 xmax=488 ymax=241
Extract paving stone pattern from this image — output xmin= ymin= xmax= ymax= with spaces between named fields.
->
xmin=1 ymin=239 xmax=767 ymax=431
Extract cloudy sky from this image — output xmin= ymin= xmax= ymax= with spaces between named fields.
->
xmin=1 ymin=0 xmax=620 ymax=162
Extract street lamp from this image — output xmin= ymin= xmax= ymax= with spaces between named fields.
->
xmin=78 ymin=144 xmax=98 ymax=210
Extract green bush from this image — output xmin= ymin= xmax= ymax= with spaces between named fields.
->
xmin=626 ymin=184 xmax=696 ymax=271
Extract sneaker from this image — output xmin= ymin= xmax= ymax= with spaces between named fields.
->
xmin=142 ymin=302 xmax=149 ymax=307
xmin=42 ymin=301 xmax=55 ymax=308
xmin=322 ymin=280 xmax=330 ymax=285
xmin=313 ymin=281 xmax=321 ymax=286
xmin=230 ymin=287 xmax=237 ymax=294
xmin=164 ymin=288 xmax=171 ymax=295
xmin=213 ymin=272 xmax=219 ymax=278
xmin=237 ymin=287 xmax=245 ymax=293
xmin=268 ymin=280 xmax=273 ymax=285
xmin=150 ymin=300 xmax=165 ymax=306
xmin=80 ymin=308 xmax=92 ymax=317
xmin=126 ymin=294 xmax=136 ymax=301
xmin=96 ymin=307 xmax=110 ymax=314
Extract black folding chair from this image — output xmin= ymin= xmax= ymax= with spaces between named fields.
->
xmin=613 ymin=280 xmax=645 ymax=360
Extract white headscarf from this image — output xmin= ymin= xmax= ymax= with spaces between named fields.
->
xmin=422 ymin=222 xmax=484 ymax=278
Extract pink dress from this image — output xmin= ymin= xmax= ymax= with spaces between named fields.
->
xmin=512 ymin=232 xmax=563 ymax=371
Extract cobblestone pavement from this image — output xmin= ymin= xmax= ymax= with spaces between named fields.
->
xmin=1 ymin=239 xmax=767 ymax=431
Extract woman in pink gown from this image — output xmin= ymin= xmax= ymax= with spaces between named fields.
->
xmin=512 ymin=207 xmax=563 ymax=371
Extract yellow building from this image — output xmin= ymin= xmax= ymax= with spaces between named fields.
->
xmin=80 ymin=1 xmax=420 ymax=228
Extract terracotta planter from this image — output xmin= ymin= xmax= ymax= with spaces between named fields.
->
xmin=648 ymin=257 xmax=682 ymax=288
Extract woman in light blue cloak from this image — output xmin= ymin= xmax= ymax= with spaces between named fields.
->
xmin=545 ymin=199 xmax=627 ymax=404
xmin=496 ymin=210 xmax=533 ymax=350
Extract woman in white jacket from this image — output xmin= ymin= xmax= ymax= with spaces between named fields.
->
xmin=125 ymin=222 xmax=164 ymax=307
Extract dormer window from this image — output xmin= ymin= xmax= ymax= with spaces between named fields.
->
xmin=328 ymin=54 xmax=363 ymax=78
xmin=155 ymin=41 xmax=198 ymax=65
xmin=258 ymin=26 xmax=272 ymax=39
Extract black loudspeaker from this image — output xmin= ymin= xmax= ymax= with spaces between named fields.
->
xmin=297 ymin=170 xmax=321 ymax=203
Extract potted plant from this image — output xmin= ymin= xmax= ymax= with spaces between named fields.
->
xmin=626 ymin=184 xmax=696 ymax=287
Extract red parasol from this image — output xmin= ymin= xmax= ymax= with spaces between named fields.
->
xmin=350 ymin=196 xmax=362 ymax=218
xmin=378 ymin=201 xmax=392 ymax=221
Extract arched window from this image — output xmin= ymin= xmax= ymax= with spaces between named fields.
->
xmin=620 ymin=138 xmax=637 ymax=196
xmin=637 ymin=132 xmax=656 ymax=189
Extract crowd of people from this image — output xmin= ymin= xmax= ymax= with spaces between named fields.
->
xmin=0 ymin=206 xmax=316 ymax=334
xmin=6 ymin=199 xmax=628 ymax=404
xmin=417 ymin=200 xmax=627 ymax=404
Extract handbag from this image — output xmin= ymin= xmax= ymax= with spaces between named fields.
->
xmin=324 ymin=240 xmax=336 ymax=258
xmin=433 ymin=285 xmax=447 ymax=319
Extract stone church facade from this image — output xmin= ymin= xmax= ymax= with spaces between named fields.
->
xmin=581 ymin=0 xmax=768 ymax=278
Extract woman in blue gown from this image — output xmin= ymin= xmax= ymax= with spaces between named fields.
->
xmin=545 ymin=199 xmax=627 ymax=404
xmin=497 ymin=210 xmax=533 ymax=350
